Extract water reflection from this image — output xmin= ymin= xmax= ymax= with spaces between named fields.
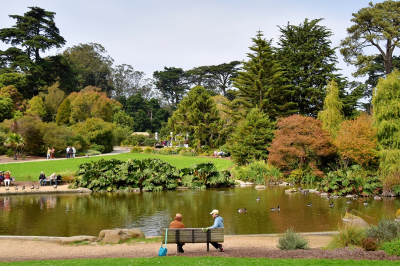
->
xmin=0 ymin=187 xmax=399 ymax=237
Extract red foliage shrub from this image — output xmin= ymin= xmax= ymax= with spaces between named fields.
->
xmin=267 ymin=115 xmax=336 ymax=173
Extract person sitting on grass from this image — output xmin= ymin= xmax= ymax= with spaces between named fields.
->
xmin=39 ymin=172 xmax=47 ymax=186
xmin=49 ymin=173 xmax=58 ymax=186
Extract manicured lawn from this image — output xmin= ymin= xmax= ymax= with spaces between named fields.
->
xmin=1 ymin=257 xmax=397 ymax=266
xmin=0 ymin=153 xmax=235 ymax=181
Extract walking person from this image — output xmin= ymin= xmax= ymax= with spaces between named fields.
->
xmin=47 ymin=147 xmax=51 ymax=159
xmin=203 ymin=209 xmax=224 ymax=252
xmin=72 ymin=146 xmax=76 ymax=158
xmin=169 ymin=213 xmax=186 ymax=253
xmin=51 ymin=147 xmax=55 ymax=159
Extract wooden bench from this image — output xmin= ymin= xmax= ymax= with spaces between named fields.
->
xmin=161 ymin=228 xmax=224 ymax=252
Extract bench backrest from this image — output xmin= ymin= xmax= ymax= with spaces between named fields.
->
xmin=161 ymin=228 xmax=224 ymax=243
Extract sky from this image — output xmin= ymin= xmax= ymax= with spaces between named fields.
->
xmin=0 ymin=0 xmax=383 ymax=82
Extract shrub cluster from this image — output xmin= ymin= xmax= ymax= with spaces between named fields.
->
xmin=231 ymin=160 xmax=282 ymax=184
xmin=277 ymin=228 xmax=310 ymax=250
xmin=366 ymin=219 xmax=400 ymax=243
xmin=381 ymin=237 xmax=400 ymax=256
xmin=327 ymin=224 xmax=366 ymax=249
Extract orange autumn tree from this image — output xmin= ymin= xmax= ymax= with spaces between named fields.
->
xmin=335 ymin=113 xmax=378 ymax=167
xmin=268 ymin=114 xmax=337 ymax=176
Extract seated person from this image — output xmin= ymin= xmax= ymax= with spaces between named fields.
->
xmin=170 ymin=213 xmax=185 ymax=253
xmin=4 ymin=171 xmax=11 ymax=187
xmin=0 ymin=171 xmax=4 ymax=186
xmin=39 ymin=172 xmax=47 ymax=186
xmin=49 ymin=173 xmax=58 ymax=185
xmin=217 ymin=150 xmax=225 ymax=157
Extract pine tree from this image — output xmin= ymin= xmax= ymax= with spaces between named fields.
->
xmin=56 ymin=98 xmax=71 ymax=125
xmin=227 ymin=108 xmax=275 ymax=165
xmin=318 ymin=79 xmax=343 ymax=137
xmin=277 ymin=18 xmax=341 ymax=116
xmin=372 ymin=70 xmax=400 ymax=149
xmin=229 ymin=31 xmax=296 ymax=120
xmin=168 ymin=86 xmax=224 ymax=149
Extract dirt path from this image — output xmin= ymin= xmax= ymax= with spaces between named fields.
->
xmin=1 ymin=234 xmax=399 ymax=262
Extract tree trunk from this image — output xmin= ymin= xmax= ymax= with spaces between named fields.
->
xmin=13 ymin=147 xmax=17 ymax=160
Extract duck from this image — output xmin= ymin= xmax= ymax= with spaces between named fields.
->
xmin=329 ymin=202 xmax=334 ymax=208
xmin=307 ymin=201 xmax=312 ymax=207
xmin=374 ymin=195 xmax=382 ymax=201
xmin=256 ymin=197 xmax=260 ymax=201
xmin=353 ymin=195 xmax=358 ymax=200
xmin=36 ymin=185 xmax=39 ymax=191
xmin=270 ymin=205 xmax=280 ymax=212
xmin=14 ymin=186 xmax=18 ymax=191
xmin=53 ymin=184 xmax=57 ymax=191
xmin=237 ymin=208 xmax=247 ymax=213
xmin=30 ymin=185 xmax=34 ymax=192
xmin=364 ymin=200 xmax=368 ymax=206
xmin=5 ymin=186 xmax=9 ymax=193
xmin=22 ymin=186 xmax=25 ymax=192
xmin=346 ymin=199 xmax=352 ymax=204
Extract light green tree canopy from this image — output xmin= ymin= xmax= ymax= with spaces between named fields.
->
xmin=318 ymin=79 xmax=343 ymax=137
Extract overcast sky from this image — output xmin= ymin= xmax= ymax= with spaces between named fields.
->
xmin=0 ymin=0 xmax=382 ymax=82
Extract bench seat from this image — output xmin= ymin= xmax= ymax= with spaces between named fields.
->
xmin=161 ymin=228 xmax=224 ymax=252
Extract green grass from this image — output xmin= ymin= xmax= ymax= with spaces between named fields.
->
xmin=1 ymin=257 xmax=399 ymax=266
xmin=0 ymin=153 xmax=235 ymax=181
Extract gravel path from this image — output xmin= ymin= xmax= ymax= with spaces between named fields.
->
xmin=1 ymin=235 xmax=399 ymax=262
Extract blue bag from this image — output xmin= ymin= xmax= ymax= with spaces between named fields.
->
xmin=158 ymin=228 xmax=168 ymax=256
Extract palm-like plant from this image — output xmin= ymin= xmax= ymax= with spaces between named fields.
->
xmin=4 ymin=133 xmax=25 ymax=160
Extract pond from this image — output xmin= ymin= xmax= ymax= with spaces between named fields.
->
xmin=0 ymin=186 xmax=399 ymax=237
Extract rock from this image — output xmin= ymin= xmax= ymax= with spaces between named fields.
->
xmin=319 ymin=193 xmax=329 ymax=197
xmin=255 ymin=185 xmax=266 ymax=189
xmin=98 ymin=229 xmax=145 ymax=244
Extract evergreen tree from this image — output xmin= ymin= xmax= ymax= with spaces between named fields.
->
xmin=25 ymin=96 xmax=47 ymax=119
xmin=230 ymin=31 xmax=296 ymax=120
xmin=372 ymin=70 xmax=400 ymax=149
xmin=168 ymin=86 xmax=224 ymax=149
xmin=56 ymin=98 xmax=71 ymax=126
xmin=317 ymin=79 xmax=343 ymax=137
xmin=227 ymin=108 xmax=275 ymax=165
xmin=277 ymin=18 xmax=341 ymax=116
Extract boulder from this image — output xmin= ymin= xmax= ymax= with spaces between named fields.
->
xmin=98 ymin=229 xmax=145 ymax=244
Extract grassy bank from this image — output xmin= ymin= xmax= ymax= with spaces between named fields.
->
xmin=0 ymin=153 xmax=235 ymax=181
xmin=1 ymin=257 xmax=397 ymax=266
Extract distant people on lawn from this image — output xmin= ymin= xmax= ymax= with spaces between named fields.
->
xmin=39 ymin=172 xmax=47 ymax=186
xmin=51 ymin=147 xmax=55 ymax=159
xmin=47 ymin=147 xmax=51 ymax=159
xmin=66 ymin=146 xmax=73 ymax=159
xmin=72 ymin=146 xmax=76 ymax=158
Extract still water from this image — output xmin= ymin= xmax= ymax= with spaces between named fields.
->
xmin=0 ymin=186 xmax=399 ymax=237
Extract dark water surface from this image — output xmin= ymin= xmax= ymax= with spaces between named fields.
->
xmin=0 ymin=186 xmax=399 ymax=237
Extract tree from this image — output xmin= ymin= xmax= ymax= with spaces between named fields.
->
xmin=0 ymin=85 xmax=26 ymax=112
xmin=227 ymin=108 xmax=275 ymax=165
xmin=0 ymin=7 xmax=66 ymax=97
xmin=268 ymin=115 xmax=337 ymax=175
xmin=25 ymin=96 xmax=47 ymax=119
xmin=168 ymin=86 xmax=224 ymax=149
xmin=317 ymin=79 xmax=343 ymax=137
xmin=153 ymin=67 xmax=189 ymax=110
xmin=230 ymin=31 xmax=296 ymax=120
xmin=208 ymin=61 xmax=241 ymax=96
xmin=113 ymin=110 xmax=134 ymax=131
xmin=111 ymin=64 xmax=153 ymax=99
xmin=336 ymin=113 xmax=378 ymax=167
xmin=63 ymin=43 xmax=114 ymax=94
xmin=0 ymin=96 xmax=14 ymax=122
xmin=41 ymin=82 xmax=66 ymax=121
xmin=340 ymin=1 xmax=400 ymax=77
xmin=56 ymin=98 xmax=71 ymax=125
xmin=372 ymin=70 xmax=400 ymax=149
xmin=4 ymin=133 xmax=24 ymax=160
xmin=277 ymin=18 xmax=341 ymax=116
xmin=0 ymin=73 xmax=29 ymax=98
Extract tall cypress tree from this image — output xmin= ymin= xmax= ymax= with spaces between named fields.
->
xmin=277 ymin=18 xmax=341 ymax=117
xmin=56 ymin=98 xmax=71 ymax=125
xmin=372 ymin=70 xmax=400 ymax=149
xmin=229 ymin=31 xmax=296 ymax=121
xmin=318 ymin=79 xmax=343 ymax=137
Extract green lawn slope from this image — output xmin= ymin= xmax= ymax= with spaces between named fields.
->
xmin=0 ymin=153 xmax=235 ymax=181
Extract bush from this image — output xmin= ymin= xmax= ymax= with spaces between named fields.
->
xmin=178 ymin=148 xmax=197 ymax=156
xmin=90 ymin=144 xmax=105 ymax=153
xmin=84 ymin=149 xmax=101 ymax=156
xmin=362 ymin=237 xmax=378 ymax=251
xmin=381 ymin=237 xmax=400 ymax=256
xmin=277 ymin=228 xmax=310 ymax=250
xmin=144 ymin=138 xmax=158 ymax=146
xmin=60 ymin=170 xmax=76 ymax=183
xmin=327 ymin=224 xmax=366 ymax=249
xmin=231 ymin=161 xmax=282 ymax=184
xmin=143 ymin=147 xmax=154 ymax=154
xmin=128 ymin=134 xmax=146 ymax=146
xmin=130 ymin=146 xmax=142 ymax=153
xmin=366 ymin=218 xmax=400 ymax=243
xmin=156 ymin=147 xmax=179 ymax=155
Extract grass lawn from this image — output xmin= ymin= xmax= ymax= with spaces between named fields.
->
xmin=0 ymin=153 xmax=235 ymax=181
xmin=1 ymin=257 xmax=397 ymax=266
